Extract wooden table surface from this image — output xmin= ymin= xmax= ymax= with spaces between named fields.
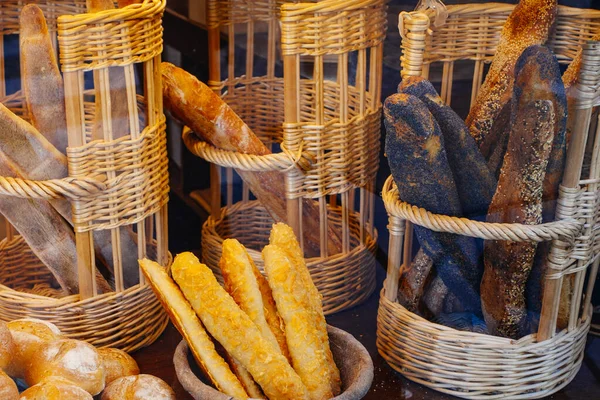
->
xmin=131 ymin=265 xmax=600 ymax=400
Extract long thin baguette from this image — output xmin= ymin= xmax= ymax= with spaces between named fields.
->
xmin=0 ymin=103 xmax=140 ymax=287
xmin=138 ymin=258 xmax=248 ymax=399
xmin=223 ymin=354 xmax=264 ymax=399
xmin=19 ymin=5 xmax=68 ymax=155
xmin=466 ymin=0 xmax=557 ymax=147
xmin=219 ymin=239 xmax=290 ymax=360
xmin=268 ymin=223 xmax=341 ymax=396
xmin=171 ymin=252 xmax=309 ymax=400
xmin=262 ymin=245 xmax=334 ymax=400
xmin=161 ymin=62 xmax=342 ymax=258
xmin=384 ymin=93 xmax=482 ymax=313
xmin=482 ymin=100 xmax=555 ymax=338
xmin=397 ymin=248 xmax=434 ymax=313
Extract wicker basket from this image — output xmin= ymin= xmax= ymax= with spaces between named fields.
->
xmin=376 ymin=3 xmax=600 ymax=399
xmin=183 ymin=0 xmax=385 ymax=314
xmin=0 ymin=0 xmax=170 ymax=352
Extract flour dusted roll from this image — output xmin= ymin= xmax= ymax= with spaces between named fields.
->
xmin=0 ymin=370 xmax=18 ymax=400
xmin=25 ymin=339 xmax=105 ymax=395
xmin=0 ymin=321 xmax=15 ymax=370
xmin=5 ymin=319 xmax=61 ymax=379
xmin=20 ymin=377 xmax=93 ymax=400
xmin=100 ymin=374 xmax=175 ymax=400
xmin=98 ymin=348 xmax=140 ymax=384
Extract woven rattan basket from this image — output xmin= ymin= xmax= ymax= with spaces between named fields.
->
xmin=376 ymin=3 xmax=600 ymax=399
xmin=183 ymin=0 xmax=385 ymax=314
xmin=0 ymin=0 xmax=170 ymax=352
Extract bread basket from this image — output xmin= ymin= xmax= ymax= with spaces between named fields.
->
xmin=376 ymin=3 xmax=600 ymax=399
xmin=183 ymin=0 xmax=386 ymax=314
xmin=0 ymin=0 xmax=169 ymax=352
xmin=174 ymin=325 xmax=374 ymax=400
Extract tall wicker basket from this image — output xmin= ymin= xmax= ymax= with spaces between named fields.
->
xmin=183 ymin=0 xmax=385 ymax=314
xmin=377 ymin=3 xmax=600 ymax=399
xmin=0 ymin=0 xmax=169 ymax=352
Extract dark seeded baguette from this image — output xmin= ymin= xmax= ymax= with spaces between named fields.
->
xmin=385 ymin=94 xmax=482 ymax=313
xmin=482 ymin=99 xmax=555 ymax=338
xmin=398 ymin=76 xmax=496 ymax=218
xmin=396 ymin=248 xmax=434 ymax=312
xmin=466 ymin=0 xmax=557 ymax=148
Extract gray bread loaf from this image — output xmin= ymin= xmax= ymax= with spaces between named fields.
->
xmin=384 ymin=93 xmax=482 ymax=313
xmin=482 ymin=99 xmax=555 ymax=338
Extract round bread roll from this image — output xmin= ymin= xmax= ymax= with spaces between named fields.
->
xmin=101 ymin=374 xmax=176 ymax=400
xmin=0 ymin=320 xmax=15 ymax=370
xmin=0 ymin=369 xmax=18 ymax=400
xmin=20 ymin=377 xmax=93 ymax=400
xmin=5 ymin=319 xmax=61 ymax=378
xmin=98 ymin=347 xmax=140 ymax=384
xmin=25 ymin=339 xmax=105 ymax=396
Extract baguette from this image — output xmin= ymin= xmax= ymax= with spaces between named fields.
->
xmin=398 ymin=76 xmax=496 ymax=217
xmin=161 ymin=62 xmax=343 ymax=257
xmin=466 ymin=0 xmax=557 ymax=147
xmin=268 ymin=223 xmax=341 ymax=396
xmin=20 ymin=5 xmax=68 ymax=155
xmin=397 ymin=249 xmax=434 ymax=313
xmin=219 ymin=238 xmax=290 ymax=360
xmin=384 ymin=93 xmax=482 ymax=313
xmin=422 ymin=273 xmax=449 ymax=317
xmin=223 ymin=354 xmax=264 ymax=399
xmin=484 ymin=103 xmax=511 ymax=179
xmin=0 ymin=103 xmax=140 ymax=288
xmin=171 ymin=252 xmax=309 ymax=400
xmin=263 ymin=245 xmax=334 ymax=400
xmin=482 ymin=100 xmax=555 ymax=338
xmin=138 ymin=258 xmax=248 ymax=399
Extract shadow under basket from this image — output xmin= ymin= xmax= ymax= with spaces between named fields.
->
xmin=201 ymin=200 xmax=378 ymax=315
xmin=0 ymin=235 xmax=170 ymax=352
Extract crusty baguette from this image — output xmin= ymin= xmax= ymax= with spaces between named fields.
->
xmin=171 ymin=252 xmax=309 ymax=400
xmin=262 ymin=245 xmax=335 ymax=400
xmin=482 ymin=100 xmax=555 ymax=338
xmin=384 ymin=93 xmax=482 ymax=313
xmin=0 ymin=103 xmax=140 ymax=287
xmin=223 ymin=353 xmax=264 ymax=398
xmin=396 ymin=248 xmax=434 ymax=313
xmin=20 ymin=5 xmax=68 ymax=155
xmin=268 ymin=223 xmax=341 ymax=396
xmin=138 ymin=258 xmax=248 ymax=399
xmin=219 ymin=238 xmax=289 ymax=359
xmin=466 ymin=0 xmax=557 ymax=147
xmin=422 ymin=273 xmax=449 ymax=317
xmin=161 ymin=62 xmax=342 ymax=258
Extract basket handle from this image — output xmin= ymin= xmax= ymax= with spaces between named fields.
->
xmin=415 ymin=0 xmax=448 ymax=27
xmin=0 ymin=175 xmax=106 ymax=201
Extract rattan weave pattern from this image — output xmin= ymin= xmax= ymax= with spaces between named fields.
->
xmin=0 ymin=0 xmax=86 ymax=35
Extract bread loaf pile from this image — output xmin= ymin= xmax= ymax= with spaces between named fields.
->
xmin=0 ymin=318 xmax=174 ymax=399
xmin=385 ymin=0 xmax=595 ymax=339
xmin=0 ymin=1 xmax=150 ymax=296
xmin=140 ymin=222 xmax=341 ymax=400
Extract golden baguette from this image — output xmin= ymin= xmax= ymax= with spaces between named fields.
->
xmin=220 ymin=239 xmax=290 ymax=360
xmin=171 ymin=252 xmax=309 ymax=400
xmin=269 ymin=223 xmax=341 ymax=396
xmin=263 ymin=244 xmax=337 ymax=400
xmin=223 ymin=354 xmax=264 ymax=399
xmin=138 ymin=259 xmax=248 ymax=399
xmin=19 ymin=4 xmax=68 ymax=155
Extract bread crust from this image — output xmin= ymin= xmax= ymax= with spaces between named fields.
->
xmin=0 ymin=370 xmax=18 ymax=400
xmin=171 ymin=252 xmax=309 ymax=400
xmin=98 ymin=348 xmax=140 ymax=385
xmin=21 ymin=377 xmax=93 ymax=400
xmin=100 ymin=374 xmax=175 ymax=400
xmin=20 ymin=5 xmax=68 ymax=154
xmin=138 ymin=258 xmax=248 ymax=399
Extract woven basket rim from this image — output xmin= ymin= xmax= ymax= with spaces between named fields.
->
xmin=419 ymin=2 xmax=600 ymax=18
xmin=382 ymin=175 xmax=583 ymax=243
xmin=56 ymin=0 xmax=165 ymax=26
xmin=0 ymin=235 xmax=172 ymax=307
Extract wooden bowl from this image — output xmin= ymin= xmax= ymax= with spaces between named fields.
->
xmin=173 ymin=325 xmax=374 ymax=399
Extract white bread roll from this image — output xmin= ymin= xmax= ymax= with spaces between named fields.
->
xmin=0 ymin=369 xmax=18 ymax=400
xmin=98 ymin=348 xmax=140 ymax=384
xmin=5 ymin=319 xmax=61 ymax=378
xmin=25 ymin=339 xmax=105 ymax=395
xmin=0 ymin=320 xmax=15 ymax=370
xmin=20 ymin=377 xmax=92 ymax=400
xmin=100 ymin=374 xmax=176 ymax=400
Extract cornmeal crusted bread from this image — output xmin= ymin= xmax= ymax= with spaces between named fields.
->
xmin=170 ymin=252 xmax=309 ymax=400
xmin=138 ymin=259 xmax=248 ymax=399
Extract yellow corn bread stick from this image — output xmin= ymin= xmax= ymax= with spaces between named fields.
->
xmin=269 ymin=223 xmax=341 ymax=395
xmin=171 ymin=252 xmax=309 ymax=400
xmin=138 ymin=259 xmax=248 ymax=399
xmin=224 ymin=354 xmax=264 ymax=399
xmin=220 ymin=239 xmax=290 ymax=360
xmin=263 ymin=244 xmax=337 ymax=400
